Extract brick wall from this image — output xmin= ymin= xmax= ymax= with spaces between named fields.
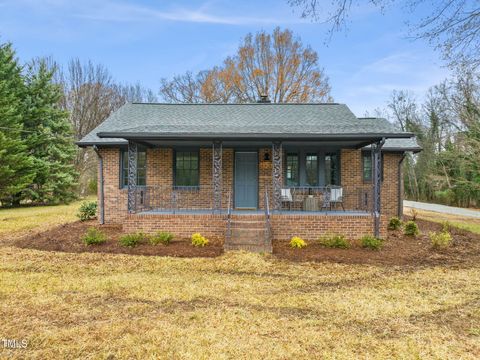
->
xmin=99 ymin=148 xmax=126 ymax=224
xmin=270 ymin=214 xmax=376 ymax=241
xmin=147 ymin=148 xmax=172 ymax=187
xmin=123 ymin=213 xmax=384 ymax=241
xmin=340 ymin=149 xmax=401 ymax=218
xmin=123 ymin=213 xmax=227 ymax=241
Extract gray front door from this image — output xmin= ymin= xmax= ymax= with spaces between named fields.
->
xmin=234 ymin=152 xmax=258 ymax=209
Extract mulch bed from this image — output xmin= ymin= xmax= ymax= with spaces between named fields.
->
xmin=14 ymin=220 xmax=223 ymax=258
xmin=12 ymin=217 xmax=480 ymax=267
xmin=274 ymin=217 xmax=480 ymax=267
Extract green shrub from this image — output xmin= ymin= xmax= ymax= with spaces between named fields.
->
xmin=430 ymin=231 xmax=453 ymax=249
xmin=318 ymin=233 xmax=350 ymax=249
xmin=360 ymin=235 xmax=383 ymax=250
xmin=191 ymin=233 xmax=209 ymax=247
xmin=119 ymin=232 xmax=146 ymax=247
xmin=289 ymin=236 xmax=307 ymax=249
xmin=82 ymin=227 xmax=106 ymax=245
xmin=388 ymin=216 xmax=402 ymax=230
xmin=442 ymin=221 xmax=452 ymax=233
xmin=404 ymin=221 xmax=419 ymax=237
xmin=150 ymin=231 xmax=174 ymax=245
xmin=77 ymin=201 xmax=97 ymax=221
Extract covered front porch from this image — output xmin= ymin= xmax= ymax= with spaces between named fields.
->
xmin=117 ymin=136 xmax=386 ymax=237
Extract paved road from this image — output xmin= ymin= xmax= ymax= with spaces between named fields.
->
xmin=404 ymin=200 xmax=480 ymax=219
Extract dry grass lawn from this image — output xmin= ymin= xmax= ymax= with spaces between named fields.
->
xmin=0 ymin=202 xmax=479 ymax=358
xmin=1 ymin=248 xmax=480 ymax=359
xmin=0 ymin=197 xmax=95 ymax=244
xmin=405 ymin=206 xmax=480 ymax=235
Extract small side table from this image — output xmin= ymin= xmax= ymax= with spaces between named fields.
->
xmin=303 ymin=195 xmax=319 ymax=211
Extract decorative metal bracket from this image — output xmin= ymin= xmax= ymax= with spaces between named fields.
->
xmin=127 ymin=141 xmax=138 ymax=214
xmin=272 ymin=141 xmax=283 ymax=211
xmin=372 ymin=138 xmax=385 ymax=238
xmin=212 ymin=141 xmax=223 ymax=212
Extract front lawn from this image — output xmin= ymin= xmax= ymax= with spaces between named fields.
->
xmin=405 ymin=207 xmax=480 ymax=235
xmin=1 ymin=247 xmax=479 ymax=359
xmin=0 ymin=197 xmax=95 ymax=244
xmin=1 ymin=202 xmax=480 ymax=358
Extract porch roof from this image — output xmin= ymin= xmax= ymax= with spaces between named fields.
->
xmin=77 ymin=102 xmax=418 ymax=150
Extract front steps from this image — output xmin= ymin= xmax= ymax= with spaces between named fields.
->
xmin=224 ymin=219 xmax=272 ymax=253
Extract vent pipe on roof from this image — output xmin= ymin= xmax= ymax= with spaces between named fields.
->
xmin=257 ymin=94 xmax=271 ymax=103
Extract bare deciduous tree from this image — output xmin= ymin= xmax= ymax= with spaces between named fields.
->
xmin=53 ymin=59 xmax=157 ymax=194
xmin=160 ymin=28 xmax=332 ymax=103
xmin=288 ymin=0 xmax=480 ymax=68
xmin=385 ymin=67 xmax=480 ymax=206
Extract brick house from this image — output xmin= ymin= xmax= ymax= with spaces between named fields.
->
xmin=77 ymin=101 xmax=420 ymax=252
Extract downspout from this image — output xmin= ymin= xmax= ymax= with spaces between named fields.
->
xmin=93 ymin=146 xmax=105 ymax=225
xmin=397 ymin=153 xmax=407 ymax=219
xmin=373 ymin=138 xmax=385 ymax=239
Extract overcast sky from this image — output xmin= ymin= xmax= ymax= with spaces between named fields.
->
xmin=0 ymin=0 xmax=451 ymax=116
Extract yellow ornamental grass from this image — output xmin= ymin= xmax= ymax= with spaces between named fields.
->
xmin=430 ymin=231 xmax=453 ymax=249
xmin=290 ymin=236 xmax=307 ymax=249
xmin=191 ymin=233 xmax=209 ymax=247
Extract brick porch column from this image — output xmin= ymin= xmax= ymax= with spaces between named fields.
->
xmin=127 ymin=140 xmax=138 ymax=214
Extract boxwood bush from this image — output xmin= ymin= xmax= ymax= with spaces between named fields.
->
xmin=404 ymin=221 xmax=420 ymax=237
xmin=360 ymin=235 xmax=383 ymax=250
xmin=388 ymin=216 xmax=402 ymax=230
xmin=119 ymin=232 xmax=146 ymax=247
xmin=82 ymin=227 xmax=106 ymax=245
xmin=318 ymin=233 xmax=350 ymax=249
xmin=77 ymin=201 xmax=97 ymax=221
xmin=150 ymin=231 xmax=174 ymax=245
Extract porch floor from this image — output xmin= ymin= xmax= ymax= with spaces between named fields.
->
xmin=138 ymin=209 xmax=371 ymax=216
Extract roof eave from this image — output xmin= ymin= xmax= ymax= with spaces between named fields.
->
xmin=96 ymin=131 xmax=414 ymax=141
xmin=382 ymin=146 xmax=423 ymax=153
xmin=76 ymin=140 xmax=127 ymax=148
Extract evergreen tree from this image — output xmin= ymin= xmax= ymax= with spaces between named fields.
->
xmin=0 ymin=43 xmax=33 ymax=204
xmin=21 ymin=60 xmax=78 ymax=204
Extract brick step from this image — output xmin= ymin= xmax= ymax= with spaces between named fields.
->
xmin=224 ymin=243 xmax=272 ymax=253
xmin=225 ymin=219 xmax=272 ymax=253
xmin=229 ymin=220 xmax=265 ymax=229
xmin=229 ymin=228 xmax=266 ymax=244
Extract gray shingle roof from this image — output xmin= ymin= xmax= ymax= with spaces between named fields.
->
xmin=78 ymin=103 xmax=420 ymax=151
xmin=366 ymin=137 xmax=421 ymax=152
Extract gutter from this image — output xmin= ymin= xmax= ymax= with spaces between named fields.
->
xmin=93 ymin=146 xmax=105 ymax=225
xmin=76 ymin=141 xmax=127 ymax=148
xmin=397 ymin=153 xmax=407 ymax=218
xmin=97 ymin=131 xmax=414 ymax=141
